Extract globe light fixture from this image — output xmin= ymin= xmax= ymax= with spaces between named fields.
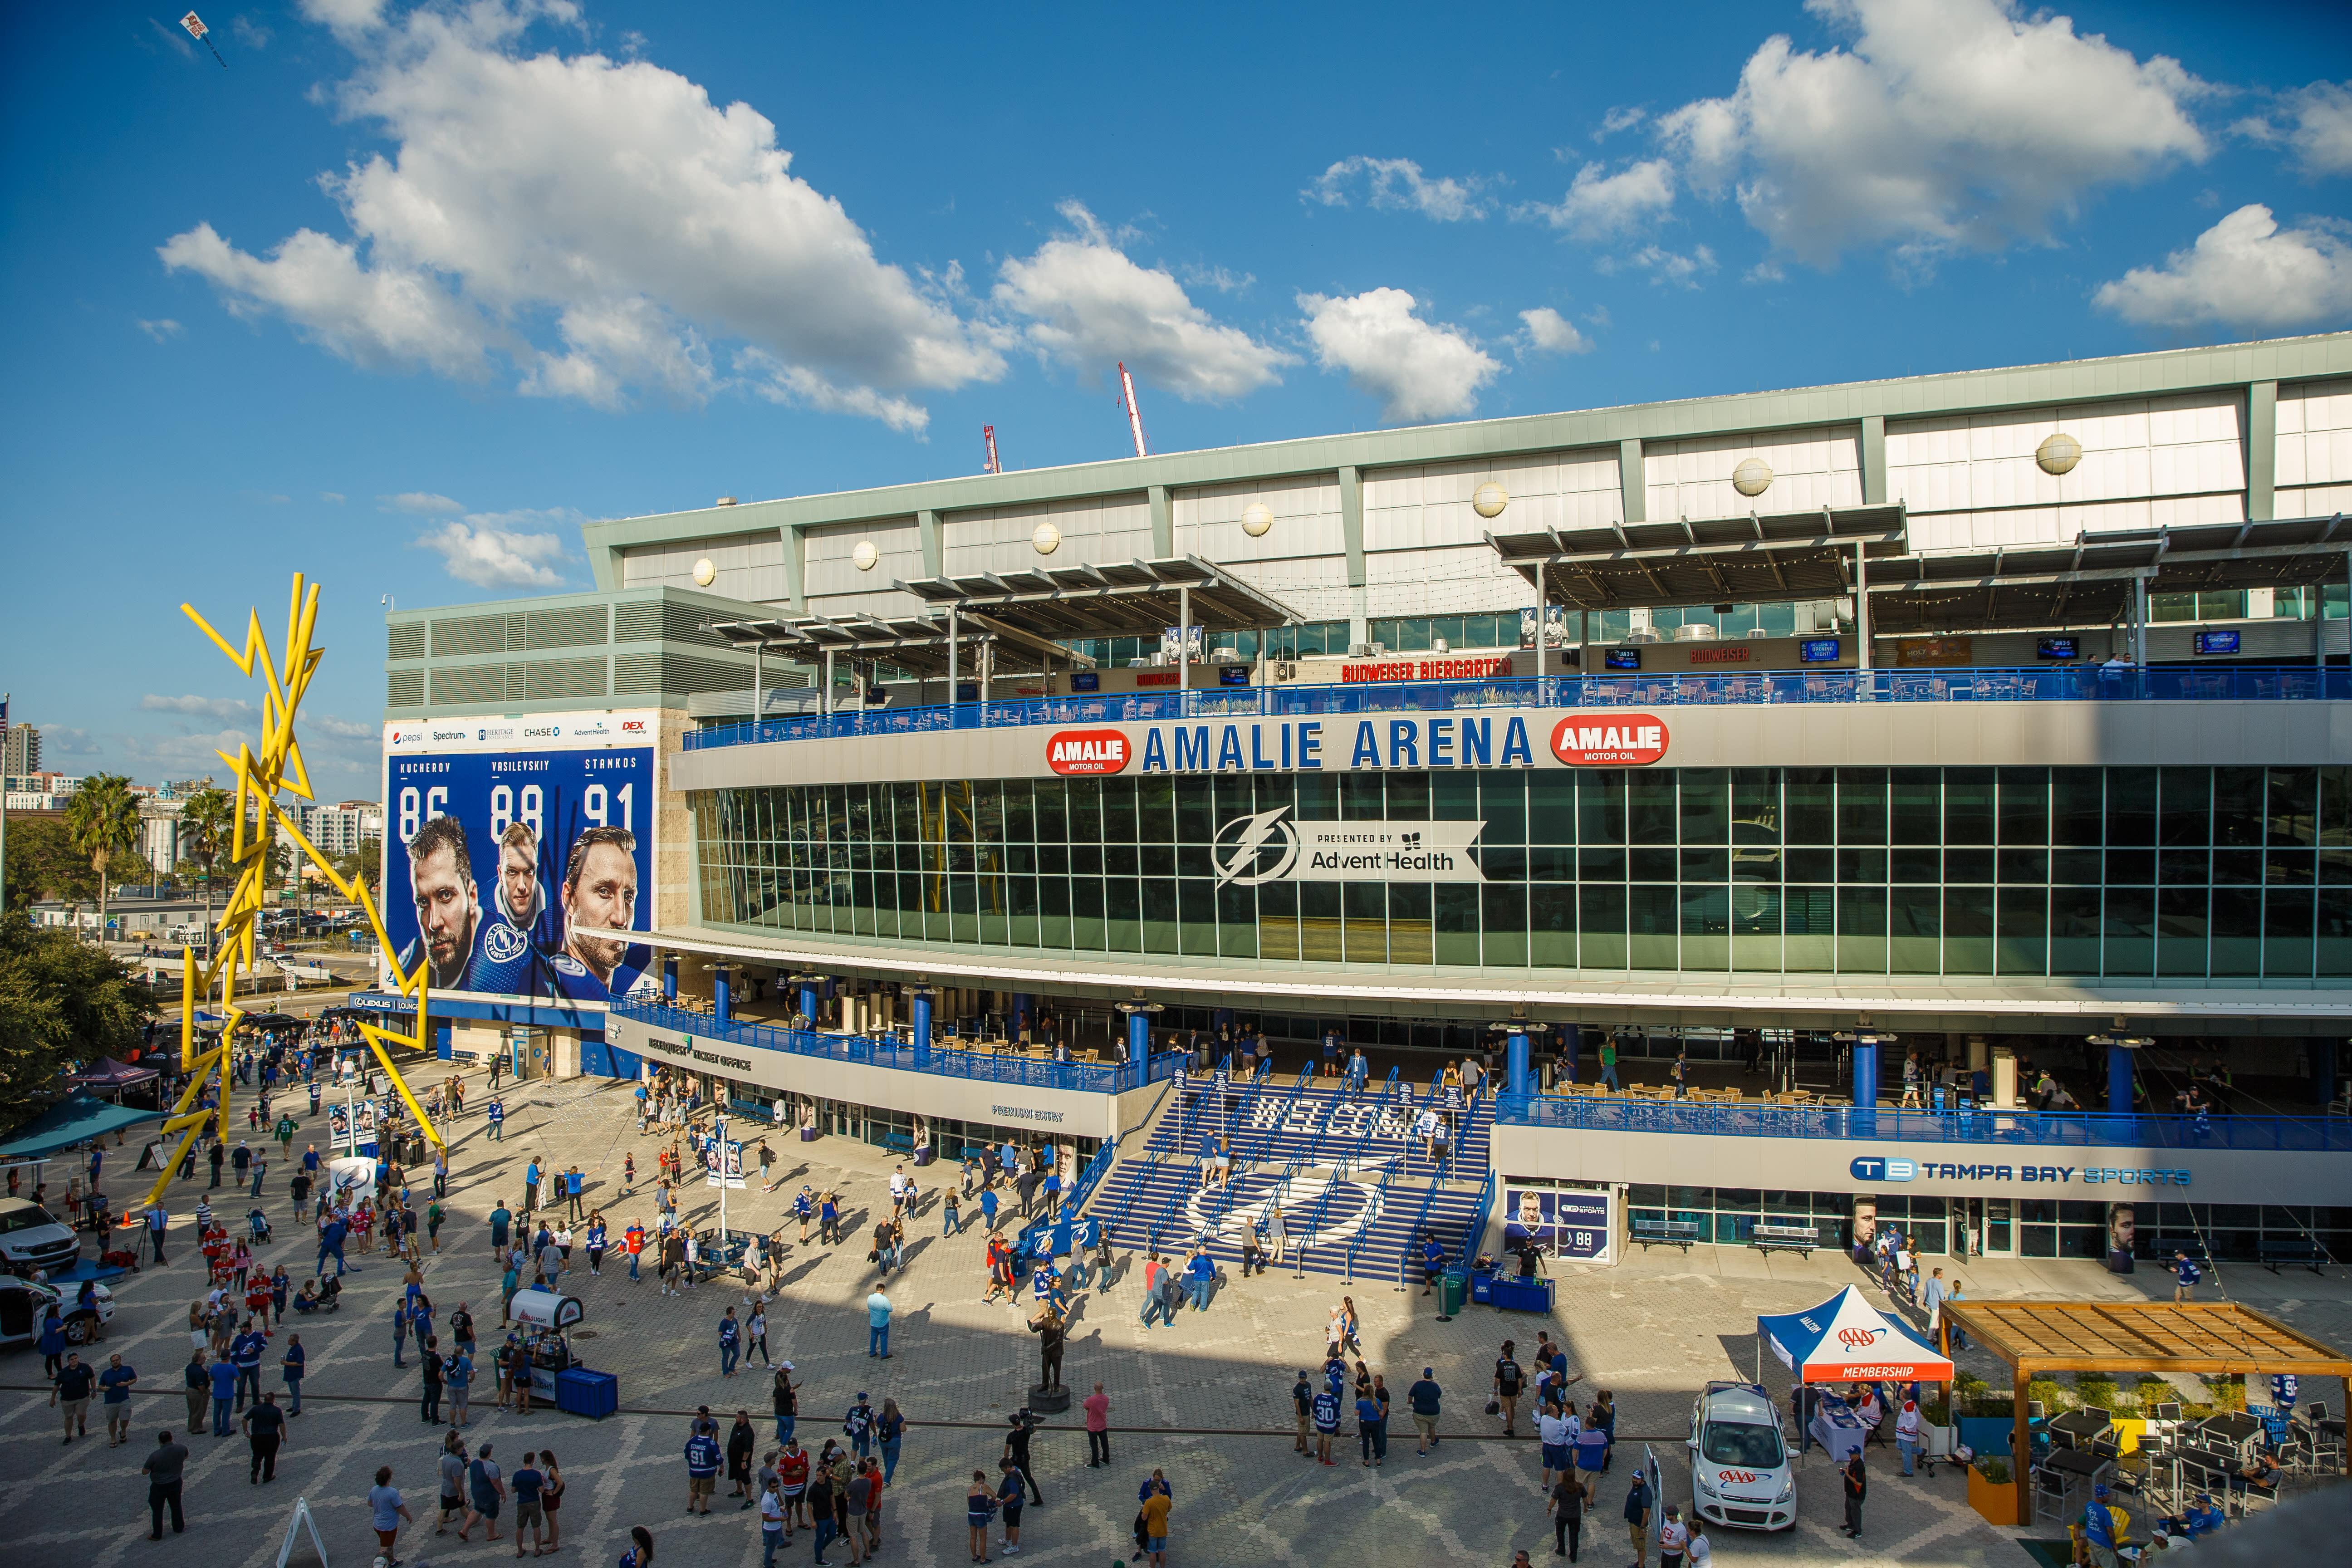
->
xmin=1472 ymin=482 xmax=1510 ymax=519
xmin=1731 ymin=459 xmax=1773 ymax=498
xmin=851 ymin=539 xmax=879 ymax=572
xmin=1241 ymin=502 xmax=1274 ymax=537
xmin=2037 ymin=433 xmax=2082 ymax=476
xmin=692 ymin=557 xmax=717 ymax=587
xmin=1033 ymin=521 xmax=1062 ymax=555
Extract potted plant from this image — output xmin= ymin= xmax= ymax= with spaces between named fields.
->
xmin=1967 ymin=1452 xmax=2018 ymax=1525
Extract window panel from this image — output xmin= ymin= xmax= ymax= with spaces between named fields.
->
xmin=1578 ymin=884 xmax=1626 ymax=969
xmin=1680 ymin=769 xmax=1730 ymax=844
xmin=1838 ymin=769 xmax=1886 ymax=844
xmin=2264 ymin=888 xmax=2314 ymax=978
xmin=2212 ymin=767 xmax=2265 ymax=848
xmin=1434 ymin=884 xmax=1480 ymax=966
xmin=1390 ymin=883 xmax=1435 ymax=965
xmin=1999 ymin=767 xmax=2049 ymax=845
xmin=1481 ymin=883 xmax=1527 ymax=966
xmin=1889 ymin=768 xmax=1939 ymax=846
xmin=1944 ymin=768 xmax=1994 ymax=844
xmin=1784 ymin=769 xmax=1835 ymax=844
xmin=1996 ymin=887 xmax=2047 ymax=976
xmin=2161 ymin=767 xmax=2211 ymax=846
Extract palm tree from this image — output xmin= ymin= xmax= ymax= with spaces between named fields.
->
xmin=65 ymin=773 xmax=141 ymax=944
xmin=177 ymin=785 xmax=235 ymax=956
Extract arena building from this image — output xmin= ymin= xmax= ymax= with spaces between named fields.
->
xmin=377 ymin=333 xmax=2352 ymax=1278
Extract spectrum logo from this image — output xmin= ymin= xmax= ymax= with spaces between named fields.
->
xmin=1046 ymin=729 xmax=1130 ymax=775
xmin=1849 ymin=1156 xmax=1917 ymax=1183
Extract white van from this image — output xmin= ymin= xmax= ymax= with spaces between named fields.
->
xmin=1686 ymin=1381 xmax=1795 ymax=1531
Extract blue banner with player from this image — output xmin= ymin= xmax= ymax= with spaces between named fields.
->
xmin=380 ymin=713 xmax=659 ymax=1004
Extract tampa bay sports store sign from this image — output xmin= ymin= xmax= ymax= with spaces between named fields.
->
xmin=1046 ymin=712 xmax=1670 ymax=779
xmin=1043 ymin=714 xmax=1669 ymax=888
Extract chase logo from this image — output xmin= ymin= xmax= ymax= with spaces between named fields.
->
xmin=1849 ymin=1156 xmax=1916 ymax=1183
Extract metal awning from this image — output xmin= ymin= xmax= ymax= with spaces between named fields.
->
xmin=1487 ymin=504 xmax=1910 ymax=612
xmin=706 ymin=609 xmax=1086 ymax=678
xmin=1862 ymin=513 xmax=2352 ymax=634
xmin=891 ymin=553 xmax=1307 ymax=640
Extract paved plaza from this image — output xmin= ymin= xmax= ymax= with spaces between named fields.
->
xmin=6 ymin=1060 xmax=2345 ymax=1568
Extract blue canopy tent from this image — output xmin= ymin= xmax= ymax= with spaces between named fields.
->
xmin=0 ymin=1092 xmax=168 ymax=1161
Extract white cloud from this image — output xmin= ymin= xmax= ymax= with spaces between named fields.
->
xmin=1597 ymin=244 xmax=1720 ymax=286
xmin=991 ymin=202 xmax=1295 ymax=402
xmin=416 ymin=510 xmax=575 ymax=589
xmin=162 ymin=0 xmax=1001 ymax=426
xmin=379 ymin=491 xmax=466 ymax=514
xmin=142 ymin=694 xmax=261 ymax=725
xmin=738 ymin=351 xmax=931 ymax=434
xmin=2093 ymin=205 xmax=2352 ymax=334
xmin=1181 ymin=264 xmax=1254 ymax=295
xmin=309 ymin=715 xmax=376 ymax=740
xmin=321 ymin=491 xmax=346 ymax=503
xmin=137 ymin=318 xmax=183 ymax=341
xmin=1596 ymin=107 xmax=1647 ymax=142
xmin=2235 ymin=81 xmax=2352 ymax=177
xmin=1516 ymin=308 xmax=1592 ymax=356
xmin=1297 ymin=287 xmax=1500 ymax=423
xmin=231 ymin=15 xmax=274 ymax=49
xmin=1520 ymin=159 xmax=1675 ymax=240
xmin=147 ymin=17 xmax=194 ymax=57
xmin=1656 ymin=0 xmax=2207 ymax=265
xmin=1306 ymin=157 xmax=1491 ymax=221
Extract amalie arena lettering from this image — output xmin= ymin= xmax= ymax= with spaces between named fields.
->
xmin=1048 ymin=714 xmax=1669 ymax=775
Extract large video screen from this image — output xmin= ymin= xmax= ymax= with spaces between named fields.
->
xmin=380 ymin=713 xmax=661 ymax=1003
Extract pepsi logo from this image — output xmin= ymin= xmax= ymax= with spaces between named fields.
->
xmin=1047 ymin=728 xmax=1130 ymax=775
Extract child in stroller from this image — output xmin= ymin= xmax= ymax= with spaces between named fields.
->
xmin=247 ymin=1209 xmax=273 ymax=1243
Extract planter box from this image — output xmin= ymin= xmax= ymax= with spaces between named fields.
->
xmin=1968 ymin=1465 xmax=2020 ymax=1527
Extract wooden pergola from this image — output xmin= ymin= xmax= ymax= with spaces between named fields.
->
xmin=1939 ymin=1298 xmax=2352 ymax=1526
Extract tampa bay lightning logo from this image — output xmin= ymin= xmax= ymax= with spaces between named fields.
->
xmin=1213 ymin=807 xmax=1300 ymax=887
xmin=482 ymin=920 xmax=531 ymax=965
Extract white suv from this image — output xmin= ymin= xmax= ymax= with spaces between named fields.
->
xmin=1687 ymin=1381 xmax=1794 ymax=1531
xmin=0 ymin=1198 xmax=83 ymax=1279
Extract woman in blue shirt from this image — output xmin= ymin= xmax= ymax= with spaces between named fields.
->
xmin=877 ymin=1399 xmax=906 ymax=1484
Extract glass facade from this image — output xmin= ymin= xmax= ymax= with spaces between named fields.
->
xmin=693 ymin=765 xmax=2352 ymax=981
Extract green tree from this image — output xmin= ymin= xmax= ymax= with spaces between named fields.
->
xmin=66 ymin=773 xmax=141 ymax=941
xmin=335 ymin=835 xmax=383 ymax=899
xmin=177 ymin=785 xmax=234 ymax=954
xmin=3 ymin=816 xmax=99 ymax=909
xmin=0 ymin=911 xmax=158 ymax=1133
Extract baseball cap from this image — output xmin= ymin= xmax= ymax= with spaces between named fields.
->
xmin=2094 ymin=1485 xmax=2110 ymax=1499
xmin=857 ymin=1391 xmax=868 ymax=1400
xmin=780 ymin=1361 xmax=794 ymax=1371
xmin=1424 ymin=1367 xmax=1435 ymax=1377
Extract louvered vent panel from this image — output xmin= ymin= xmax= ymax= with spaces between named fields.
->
xmin=386 ymin=624 xmax=426 ymax=661
xmin=525 ymin=606 xmax=609 ymax=650
xmin=525 ymin=657 xmax=609 ymax=701
xmin=612 ymin=602 xmax=664 ymax=643
xmin=430 ymin=614 xmax=509 ymax=657
xmin=611 ymin=655 xmax=663 ymax=695
xmin=386 ymin=669 xmax=424 ymax=706
xmin=431 ymin=665 xmax=506 ymax=705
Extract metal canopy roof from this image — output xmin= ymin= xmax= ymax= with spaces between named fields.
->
xmin=1937 ymin=1298 xmax=2352 ymax=1378
xmin=1487 ymin=504 xmax=1911 ymax=612
xmin=891 ymin=553 xmax=1307 ymax=639
xmin=1490 ymin=507 xmax=2352 ymax=634
xmin=1862 ymin=513 xmax=2352 ymax=635
xmin=705 ymin=609 xmax=1085 ymax=679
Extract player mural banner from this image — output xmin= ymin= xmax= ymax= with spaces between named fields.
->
xmin=380 ymin=712 xmax=660 ymax=1004
xmin=1502 ymin=1186 xmax=1612 ymax=1260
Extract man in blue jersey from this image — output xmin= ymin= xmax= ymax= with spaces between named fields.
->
xmin=542 ymin=827 xmax=656 ymax=1002
xmin=466 ymin=821 xmax=547 ymax=995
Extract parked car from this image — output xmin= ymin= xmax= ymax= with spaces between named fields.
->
xmin=0 ymin=1275 xmax=114 ymax=1350
xmin=0 ymin=1198 xmax=83 ymax=1280
xmin=1687 ymin=1381 xmax=1794 ymax=1531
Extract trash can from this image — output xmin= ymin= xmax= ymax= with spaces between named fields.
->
xmin=1440 ymin=1268 xmax=1469 ymax=1316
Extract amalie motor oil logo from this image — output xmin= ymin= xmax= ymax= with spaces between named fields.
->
xmin=1047 ymin=729 xmax=1132 ymax=775
xmin=1550 ymin=712 xmax=1669 ymax=766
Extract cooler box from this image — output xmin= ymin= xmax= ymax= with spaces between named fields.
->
xmin=555 ymin=1368 xmax=618 ymax=1420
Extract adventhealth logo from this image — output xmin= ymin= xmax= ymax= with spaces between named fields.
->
xmin=1849 ymin=1156 xmax=1916 ymax=1183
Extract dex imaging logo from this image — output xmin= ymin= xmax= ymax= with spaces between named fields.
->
xmin=1213 ymin=807 xmax=1301 ymax=887
xmin=1849 ymin=1156 xmax=1917 ymax=1183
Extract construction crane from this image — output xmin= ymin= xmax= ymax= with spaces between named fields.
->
xmin=1117 ymin=362 xmax=1148 ymax=458
xmin=982 ymin=425 xmax=1002 ymax=474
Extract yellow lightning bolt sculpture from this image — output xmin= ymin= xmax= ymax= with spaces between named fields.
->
xmin=140 ymin=574 xmax=442 ymax=1213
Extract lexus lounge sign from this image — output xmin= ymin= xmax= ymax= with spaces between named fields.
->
xmin=1550 ymin=712 xmax=1669 ymax=766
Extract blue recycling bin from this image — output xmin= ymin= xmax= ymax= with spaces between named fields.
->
xmin=555 ymin=1367 xmax=618 ymax=1420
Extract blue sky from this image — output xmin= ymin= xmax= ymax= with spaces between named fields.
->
xmin=3 ymin=0 xmax=2348 ymax=794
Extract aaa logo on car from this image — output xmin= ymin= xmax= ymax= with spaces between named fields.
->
xmin=1717 ymin=1470 xmax=1760 ymax=1485
xmin=1550 ymin=712 xmax=1668 ymax=766
xmin=1047 ymin=728 xmax=1131 ymax=775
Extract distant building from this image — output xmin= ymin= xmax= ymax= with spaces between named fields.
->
xmin=1 ymin=723 xmax=37 ymax=777
xmin=292 ymin=799 xmax=381 ymax=856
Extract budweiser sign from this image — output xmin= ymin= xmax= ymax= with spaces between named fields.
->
xmin=1550 ymin=713 xmax=1669 ymax=766
xmin=1046 ymin=729 xmax=1131 ymax=775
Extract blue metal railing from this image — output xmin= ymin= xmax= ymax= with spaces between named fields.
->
xmin=610 ymin=999 xmax=1188 ymax=1096
xmin=1491 ymin=1093 xmax=2352 ymax=1152
xmin=684 ymin=665 xmax=2352 ymax=750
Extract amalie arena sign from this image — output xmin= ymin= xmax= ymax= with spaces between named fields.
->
xmin=1046 ymin=713 xmax=1669 ymax=776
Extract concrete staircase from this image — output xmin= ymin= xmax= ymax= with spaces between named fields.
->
xmin=1088 ymin=1074 xmax=1494 ymax=1283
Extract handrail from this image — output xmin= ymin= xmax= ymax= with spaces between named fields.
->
xmin=1150 ymin=1063 xmax=1308 ymax=1253
xmin=1454 ymin=1166 xmax=1497 ymax=1271
xmin=1396 ymin=1164 xmax=1448 ymax=1295
xmin=1346 ymin=1075 xmax=1417 ymax=1284
xmin=1491 ymin=1092 xmax=2352 ymax=1152
xmin=611 ymin=1000 xmax=1187 ymax=1096
xmin=1291 ymin=1066 xmax=1400 ymax=1278
xmin=1194 ymin=1058 xmax=1278 ymax=1237
xmin=683 ymin=665 xmax=2352 ymax=750
xmin=1103 ymin=1068 xmax=1204 ymax=1244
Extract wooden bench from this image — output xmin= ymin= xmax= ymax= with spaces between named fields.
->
xmin=2258 ymin=1241 xmax=2331 ymax=1275
xmin=1632 ymin=1217 xmax=1703 ymax=1251
xmin=1751 ymin=1223 xmax=1818 ymax=1257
